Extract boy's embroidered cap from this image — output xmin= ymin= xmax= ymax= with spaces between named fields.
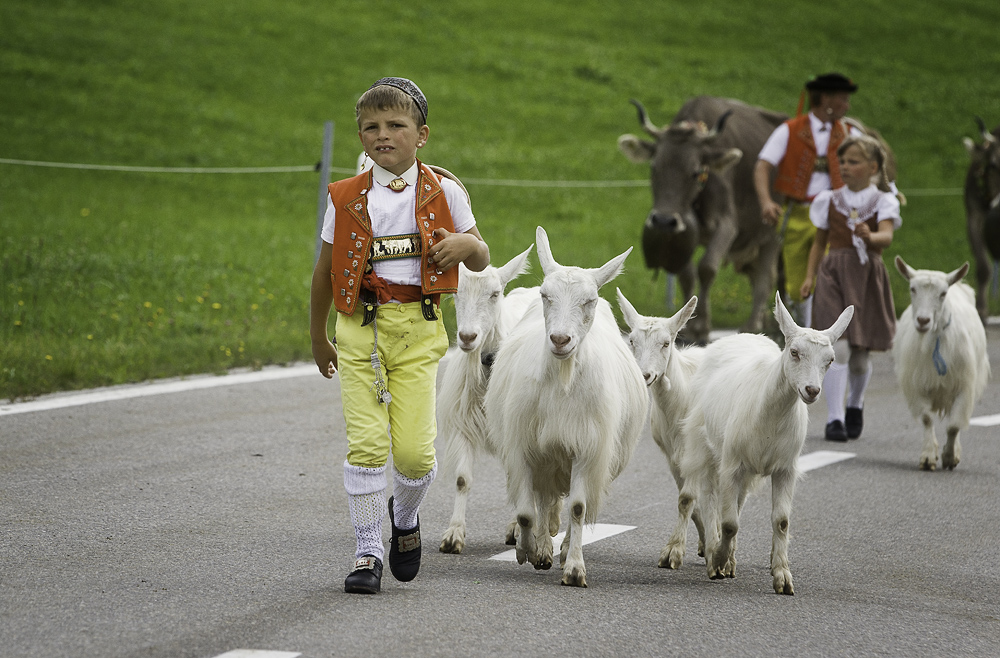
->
xmin=370 ymin=77 xmax=428 ymax=124
xmin=805 ymin=72 xmax=858 ymax=93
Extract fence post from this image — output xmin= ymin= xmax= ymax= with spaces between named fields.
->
xmin=315 ymin=121 xmax=334 ymax=262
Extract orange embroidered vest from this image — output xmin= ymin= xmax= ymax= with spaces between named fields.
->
xmin=328 ymin=161 xmax=459 ymax=316
xmin=773 ymin=114 xmax=847 ymax=202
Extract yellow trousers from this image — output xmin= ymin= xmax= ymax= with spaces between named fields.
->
xmin=335 ymin=301 xmax=447 ymax=479
xmin=782 ymin=202 xmax=817 ymax=302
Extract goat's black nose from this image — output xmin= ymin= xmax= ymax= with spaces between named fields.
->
xmin=550 ymin=334 xmax=571 ymax=348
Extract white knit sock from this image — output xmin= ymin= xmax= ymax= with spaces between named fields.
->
xmin=344 ymin=462 xmax=387 ymax=561
xmin=847 ymin=362 xmax=873 ymax=409
xmin=824 ymin=363 xmax=848 ymax=423
xmin=392 ymin=461 xmax=437 ymax=531
xmin=801 ymin=295 xmax=813 ymax=329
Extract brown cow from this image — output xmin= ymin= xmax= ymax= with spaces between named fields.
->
xmin=618 ymin=96 xmax=787 ymax=343
xmin=963 ymin=117 xmax=1000 ymax=323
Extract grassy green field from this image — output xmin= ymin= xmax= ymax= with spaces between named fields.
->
xmin=2 ymin=0 xmax=999 ymax=400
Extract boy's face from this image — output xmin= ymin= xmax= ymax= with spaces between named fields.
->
xmin=358 ymin=107 xmax=429 ymax=176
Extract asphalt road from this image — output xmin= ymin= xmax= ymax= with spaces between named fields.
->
xmin=2 ymin=325 xmax=999 ymax=658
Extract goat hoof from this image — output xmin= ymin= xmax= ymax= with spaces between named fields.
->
xmin=561 ymin=567 xmax=587 ymax=587
xmin=919 ymin=459 xmax=936 ymax=471
xmin=439 ymin=538 xmax=464 ymax=554
xmin=659 ymin=546 xmax=683 ymax=569
xmin=533 ymin=556 xmax=553 ymax=571
xmin=505 ymin=522 xmax=518 ymax=545
xmin=773 ymin=570 xmax=794 ymax=595
xmin=439 ymin=529 xmax=465 ymax=554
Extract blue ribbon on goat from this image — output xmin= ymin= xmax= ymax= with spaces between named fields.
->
xmin=931 ymin=315 xmax=952 ymax=376
xmin=932 ymin=337 xmax=947 ymax=376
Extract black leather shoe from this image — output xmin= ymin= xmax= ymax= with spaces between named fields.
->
xmin=825 ymin=420 xmax=848 ymax=442
xmin=387 ymin=496 xmax=421 ymax=582
xmin=845 ymin=407 xmax=863 ymax=439
xmin=344 ymin=555 xmax=382 ymax=594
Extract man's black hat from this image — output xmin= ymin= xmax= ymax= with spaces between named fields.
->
xmin=805 ymin=72 xmax=858 ymax=93
xmin=369 ymin=77 xmax=428 ymax=125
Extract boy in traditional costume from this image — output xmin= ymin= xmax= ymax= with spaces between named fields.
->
xmin=310 ymin=77 xmax=489 ymax=593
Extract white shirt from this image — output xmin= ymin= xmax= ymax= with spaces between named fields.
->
xmin=809 ymin=184 xmax=901 ymax=231
xmin=757 ymin=113 xmax=863 ymax=200
xmin=810 ymin=184 xmax=900 ymax=265
xmin=321 ymin=162 xmax=476 ymax=286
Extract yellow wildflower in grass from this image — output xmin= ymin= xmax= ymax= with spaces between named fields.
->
xmin=45 ymin=355 xmax=53 ymax=361
xmin=144 ymin=301 xmax=152 ymax=308
xmin=212 ymin=303 xmax=221 ymax=310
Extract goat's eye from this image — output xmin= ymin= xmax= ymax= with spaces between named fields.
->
xmin=790 ymin=349 xmax=800 ymax=360
xmin=490 ymin=291 xmax=500 ymax=299
xmin=662 ymin=342 xmax=671 ymax=350
xmin=939 ymin=292 xmax=946 ymax=299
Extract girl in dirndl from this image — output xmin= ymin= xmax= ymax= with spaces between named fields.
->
xmin=800 ymin=134 xmax=901 ymax=442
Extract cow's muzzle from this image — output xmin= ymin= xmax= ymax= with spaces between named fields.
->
xmin=645 ymin=211 xmax=687 ymax=234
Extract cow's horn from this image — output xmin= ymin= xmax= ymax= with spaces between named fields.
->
xmin=707 ymin=109 xmax=734 ymax=138
xmin=975 ymin=116 xmax=996 ymax=143
xmin=630 ymin=99 xmax=661 ymax=137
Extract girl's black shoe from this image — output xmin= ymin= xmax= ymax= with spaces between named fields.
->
xmin=825 ymin=420 xmax=848 ymax=442
xmin=845 ymin=407 xmax=863 ymax=439
xmin=344 ymin=556 xmax=382 ymax=594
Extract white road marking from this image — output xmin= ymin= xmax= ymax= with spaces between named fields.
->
xmin=212 ymin=652 xmax=301 ymax=658
xmin=798 ymin=450 xmax=856 ymax=471
xmin=489 ymin=523 xmax=635 ymax=561
xmin=0 ymin=365 xmax=316 ymax=416
xmin=970 ymin=414 xmax=1000 ymax=427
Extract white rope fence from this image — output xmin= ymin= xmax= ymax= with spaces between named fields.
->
xmin=0 ymin=156 xmax=964 ymax=194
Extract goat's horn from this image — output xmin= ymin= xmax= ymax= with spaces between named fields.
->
xmin=630 ymin=99 xmax=661 ymax=137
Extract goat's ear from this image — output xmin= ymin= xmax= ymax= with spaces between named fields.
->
xmin=895 ymin=255 xmax=915 ymax=281
xmin=498 ymin=243 xmax=534 ymax=287
xmin=593 ymin=247 xmax=632 ymax=290
xmin=823 ymin=305 xmax=855 ymax=343
xmin=672 ymin=295 xmax=698 ymax=332
xmin=946 ymin=262 xmax=970 ymax=286
xmin=535 ymin=226 xmax=559 ymax=276
xmin=616 ymin=288 xmax=640 ymax=329
xmin=774 ymin=291 xmax=799 ymax=337
xmin=617 ymin=134 xmax=656 ymax=164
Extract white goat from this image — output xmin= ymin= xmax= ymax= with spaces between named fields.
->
xmin=680 ymin=292 xmax=853 ymax=595
xmin=486 ymin=226 xmax=648 ymax=587
xmin=617 ymin=289 xmax=707 ymax=569
xmin=892 ymin=257 xmax=990 ymax=471
xmin=438 ymin=246 xmax=536 ymax=554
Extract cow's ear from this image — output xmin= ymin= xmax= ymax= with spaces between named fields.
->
xmin=706 ymin=147 xmax=742 ymax=172
xmin=618 ymin=134 xmax=656 ymax=164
